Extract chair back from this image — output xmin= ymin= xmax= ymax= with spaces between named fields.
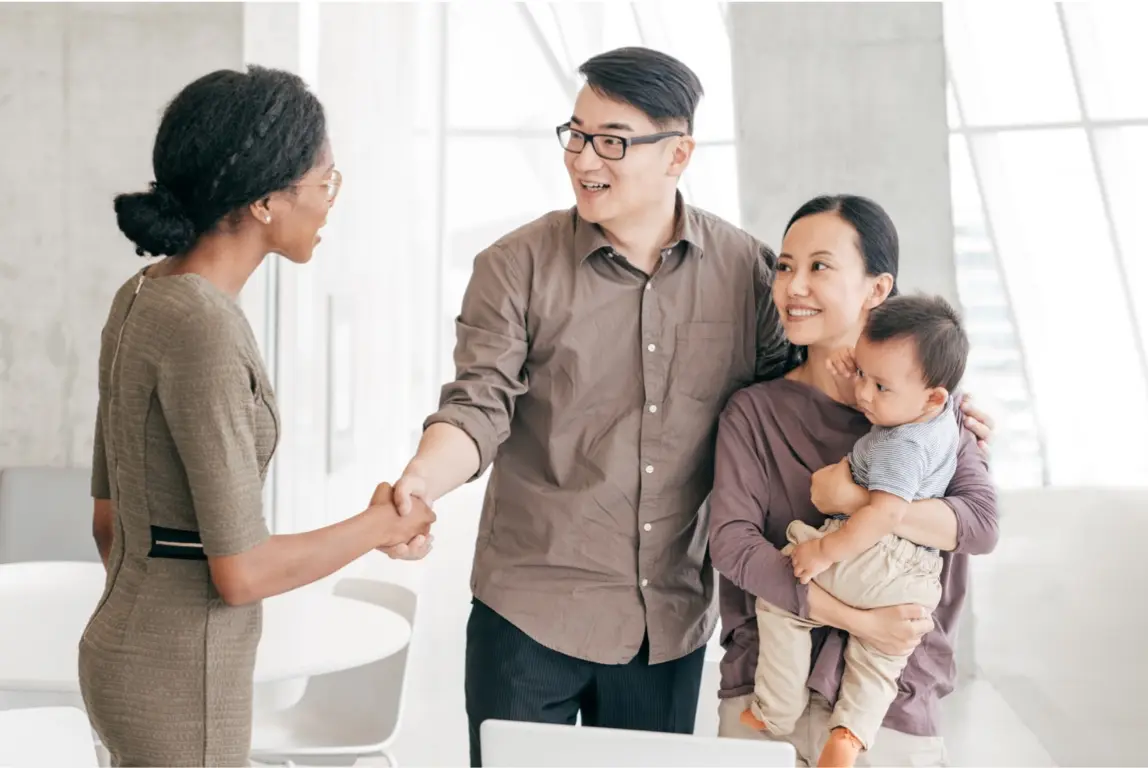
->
xmin=0 ymin=467 xmax=98 ymax=564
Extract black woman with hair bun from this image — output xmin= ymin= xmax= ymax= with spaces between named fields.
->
xmin=81 ymin=65 xmax=435 ymax=767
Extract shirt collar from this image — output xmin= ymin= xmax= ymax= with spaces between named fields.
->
xmin=573 ymin=191 xmax=704 ymax=264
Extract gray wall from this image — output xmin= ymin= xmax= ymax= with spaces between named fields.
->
xmin=0 ymin=3 xmax=243 ymax=468
xmin=729 ymin=2 xmax=957 ymax=301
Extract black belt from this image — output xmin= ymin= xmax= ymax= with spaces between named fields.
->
xmin=148 ymin=525 xmax=206 ymax=560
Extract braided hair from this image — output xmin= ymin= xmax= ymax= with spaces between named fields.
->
xmin=114 ymin=65 xmax=326 ymax=258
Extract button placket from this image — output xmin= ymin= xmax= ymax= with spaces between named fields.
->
xmin=637 ymin=273 xmax=666 ymax=601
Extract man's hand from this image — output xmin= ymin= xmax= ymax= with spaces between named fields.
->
xmin=810 ymin=458 xmax=867 ymax=516
xmin=393 ymin=468 xmax=433 ymax=516
xmin=790 ymin=538 xmax=834 ymax=585
xmin=825 ymin=346 xmax=857 ymax=380
xmin=378 ymin=467 xmax=437 ymax=561
xmin=959 ymin=394 xmax=994 ymax=453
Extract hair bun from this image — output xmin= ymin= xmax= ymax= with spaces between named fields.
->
xmin=113 ymin=182 xmax=197 ymax=258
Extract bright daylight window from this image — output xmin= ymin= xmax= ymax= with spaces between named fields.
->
xmin=945 ymin=2 xmax=1148 ymax=489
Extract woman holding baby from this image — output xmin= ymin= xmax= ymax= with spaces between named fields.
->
xmin=709 ymin=195 xmax=998 ymax=767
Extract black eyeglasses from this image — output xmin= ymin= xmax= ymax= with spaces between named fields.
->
xmin=556 ymin=123 xmax=685 ymax=161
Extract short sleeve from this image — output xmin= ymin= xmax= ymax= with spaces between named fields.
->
xmin=157 ymin=311 xmax=270 ymax=557
xmin=91 ymin=406 xmax=111 ymax=500
xmin=863 ymin=438 xmax=929 ymax=502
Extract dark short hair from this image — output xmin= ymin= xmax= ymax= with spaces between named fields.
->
xmin=864 ymin=294 xmax=969 ymax=392
xmin=578 ymin=47 xmax=704 ymax=134
xmin=785 ymin=195 xmax=900 ymax=297
xmin=113 ymin=65 xmax=327 ymax=258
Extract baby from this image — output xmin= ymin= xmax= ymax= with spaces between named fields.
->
xmin=741 ymin=294 xmax=970 ymax=767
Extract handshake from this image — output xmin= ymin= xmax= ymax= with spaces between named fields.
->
xmin=364 ymin=474 xmax=437 ymax=560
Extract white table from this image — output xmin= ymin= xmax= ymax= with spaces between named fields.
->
xmin=0 ymin=561 xmax=411 ymax=708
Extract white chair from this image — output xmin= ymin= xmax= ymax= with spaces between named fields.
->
xmin=0 ymin=467 xmax=98 ymax=564
xmin=250 ymin=578 xmax=417 ymax=767
xmin=480 ymin=719 xmax=796 ymax=767
xmin=0 ymin=707 xmax=99 ymax=767
xmin=0 ymin=561 xmax=98 ymax=713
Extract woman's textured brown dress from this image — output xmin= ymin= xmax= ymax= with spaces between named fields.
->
xmin=80 ymin=270 xmax=278 ymax=767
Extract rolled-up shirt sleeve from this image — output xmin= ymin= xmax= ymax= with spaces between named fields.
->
xmin=424 ymin=243 xmax=530 ymax=479
xmin=709 ymin=391 xmax=810 ymax=618
xmin=942 ymin=430 xmax=999 ymax=555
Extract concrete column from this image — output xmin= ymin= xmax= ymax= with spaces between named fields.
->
xmin=0 ymin=3 xmax=243 ymax=468
xmin=728 ymin=2 xmax=956 ymax=301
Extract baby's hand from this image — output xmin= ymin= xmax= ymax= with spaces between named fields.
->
xmin=790 ymin=539 xmax=835 ymax=585
xmin=826 ymin=347 xmax=857 ymax=380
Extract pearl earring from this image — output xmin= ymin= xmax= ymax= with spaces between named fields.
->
xmin=264 ymin=215 xmax=272 ymax=224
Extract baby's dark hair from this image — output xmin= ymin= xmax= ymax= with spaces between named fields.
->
xmin=864 ymin=294 xmax=969 ymax=392
xmin=114 ymin=65 xmax=326 ymax=258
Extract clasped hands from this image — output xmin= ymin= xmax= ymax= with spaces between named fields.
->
xmin=364 ymin=469 xmax=436 ymax=561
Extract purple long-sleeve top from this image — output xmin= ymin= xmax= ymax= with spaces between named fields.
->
xmin=709 ymin=378 xmax=998 ymax=737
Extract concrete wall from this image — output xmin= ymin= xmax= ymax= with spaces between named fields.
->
xmin=728 ymin=2 xmax=957 ymax=302
xmin=0 ymin=3 xmax=243 ymax=468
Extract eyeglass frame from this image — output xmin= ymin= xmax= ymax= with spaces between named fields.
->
xmin=556 ymin=122 xmax=686 ymax=160
xmin=295 ymin=167 xmax=342 ymax=203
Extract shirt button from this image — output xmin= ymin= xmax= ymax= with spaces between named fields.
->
xmin=648 ymin=404 xmax=657 ymax=414
xmin=643 ymin=523 xmax=652 ymax=532
xmin=640 ymin=578 xmax=649 ymax=588
xmin=645 ymin=465 xmax=654 ymax=474
xmin=647 ymin=343 xmax=656 ymax=352
xmin=645 ymin=283 xmax=652 ymax=291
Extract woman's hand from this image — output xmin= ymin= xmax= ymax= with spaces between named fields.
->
xmin=810 ymin=458 xmax=868 ymax=516
xmin=853 ymin=603 xmax=934 ymax=656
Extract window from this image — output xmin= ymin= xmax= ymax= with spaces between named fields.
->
xmin=946 ymin=2 xmax=1148 ymax=488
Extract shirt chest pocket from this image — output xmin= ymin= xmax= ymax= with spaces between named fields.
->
xmin=672 ymin=321 xmax=737 ymax=402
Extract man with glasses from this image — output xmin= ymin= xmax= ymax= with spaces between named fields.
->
xmin=382 ymin=47 xmax=776 ymax=764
